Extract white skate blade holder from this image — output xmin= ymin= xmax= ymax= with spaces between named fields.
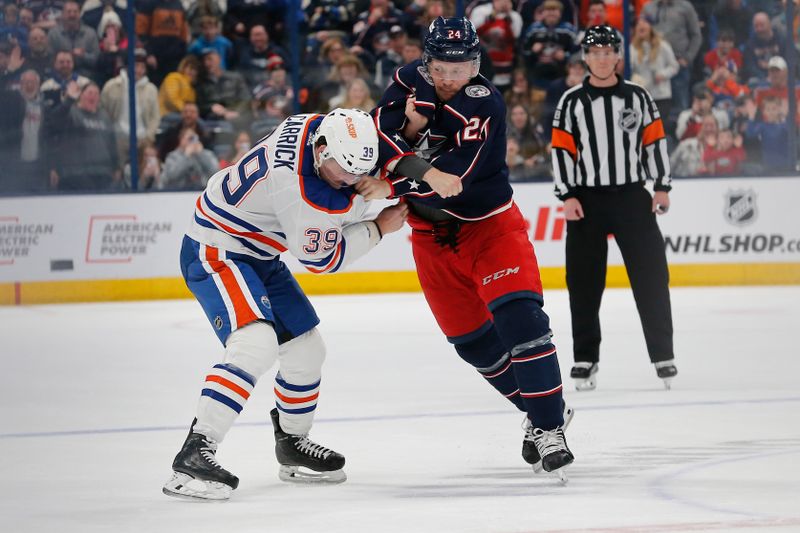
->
xmin=162 ymin=471 xmax=232 ymax=501
xmin=662 ymin=376 xmax=674 ymax=390
xmin=278 ymin=465 xmax=347 ymax=484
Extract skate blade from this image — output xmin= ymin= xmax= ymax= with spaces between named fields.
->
xmin=162 ymin=472 xmax=232 ymax=501
xmin=662 ymin=377 xmax=673 ymax=390
xmin=555 ymin=468 xmax=569 ymax=484
xmin=574 ymin=377 xmax=597 ymax=391
xmin=531 ymin=460 xmax=544 ymax=474
xmin=563 ymin=406 xmax=575 ymax=429
xmin=278 ymin=465 xmax=347 ymax=484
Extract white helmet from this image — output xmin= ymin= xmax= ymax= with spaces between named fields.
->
xmin=311 ymin=108 xmax=379 ymax=176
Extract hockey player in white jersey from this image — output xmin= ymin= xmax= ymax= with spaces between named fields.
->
xmin=163 ymin=109 xmax=408 ymax=501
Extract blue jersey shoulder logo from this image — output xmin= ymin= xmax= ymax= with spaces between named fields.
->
xmin=465 ymin=85 xmax=490 ymax=98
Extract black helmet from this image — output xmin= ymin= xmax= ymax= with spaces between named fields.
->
xmin=581 ymin=25 xmax=622 ymax=53
xmin=423 ymin=16 xmax=481 ymax=63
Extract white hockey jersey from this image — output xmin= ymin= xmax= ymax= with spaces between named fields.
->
xmin=187 ymin=113 xmax=379 ymax=274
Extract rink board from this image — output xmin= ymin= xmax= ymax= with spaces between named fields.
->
xmin=1 ymin=178 xmax=799 ymax=304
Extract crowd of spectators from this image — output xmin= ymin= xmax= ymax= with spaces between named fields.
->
xmin=0 ymin=0 xmax=797 ymax=194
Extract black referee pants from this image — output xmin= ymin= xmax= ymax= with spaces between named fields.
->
xmin=565 ymin=184 xmax=674 ymax=364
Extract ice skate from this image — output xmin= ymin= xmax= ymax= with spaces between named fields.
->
xmin=163 ymin=431 xmax=239 ymax=501
xmin=523 ymin=404 xmax=574 ymax=473
xmin=571 ymin=362 xmax=598 ymax=391
xmin=654 ymin=360 xmax=678 ymax=390
xmin=528 ymin=426 xmax=573 ymax=483
xmin=270 ymin=408 xmax=346 ymax=484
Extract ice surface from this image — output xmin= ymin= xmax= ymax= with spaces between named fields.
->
xmin=1 ymin=287 xmax=799 ymax=533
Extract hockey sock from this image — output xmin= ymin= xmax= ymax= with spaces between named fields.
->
xmin=274 ymin=328 xmax=326 ymax=435
xmin=492 ymin=298 xmax=565 ymax=430
xmin=454 ymin=326 xmax=526 ymax=411
xmin=194 ymin=363 xmax=256 ymax=442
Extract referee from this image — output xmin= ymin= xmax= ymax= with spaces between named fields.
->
xmin=550 ymin=25 xmax=677 ymax=391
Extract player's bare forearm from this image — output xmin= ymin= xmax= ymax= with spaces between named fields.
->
xmin=355 ymin=176 xmax=392 ymax=200
xmin=423 ymin=167 xmax=462 ymax=198
xmin=374 ymin=203 xmax=408 ymax=235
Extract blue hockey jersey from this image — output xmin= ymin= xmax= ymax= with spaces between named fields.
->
xmin=372 ymin=60 xmax=514 ymax=221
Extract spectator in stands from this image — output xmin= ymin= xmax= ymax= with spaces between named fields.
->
xmin=706 ymin=63 xmax=750 ymax=110
xmin=742 ymin=12 xmax=784 ymax=84
xmin=157 ymin=102 xmax=212 ymax=160
xmin=302 ymin=35 xmax=348 ymax=91
xmin=506 ymin=67 xmax=544 ymax=118
xmin=101 ymin=48 xmax=160 ymax=163
xmin=159 ymin=55 xmax=199 ymax=116
xmin=754 ymin=56 xmax=800 ymax=123
xmin=125 ymin=140 xmax=163 ymax=189
xmin=630 ymin=15 xmax=679 ymax=125
xmin=702 ymin=128 xmax=746 ymax=176
xmin=40 ymin=51 xmax=91 ymax=109
xmin=542 ymin=53 xmax=587 ymax=136
xmin=95 ymin=10 xmax=128 ymax=86
xmin=236 ymin=24 xmax=290 ymax=89
xmin=47 ymin=1 xmax=100 ymax=77
xmin=670 ymin=113 xmax=719 ymax=177
xmin=25 ymin=27 xmax=52 ymax=78
xmin=196 ymin=48 xmax=250 ymax=122
xmin=219 ymin=130 xmax=251 ymax=168
xmin=25 ymin=1 xmax=63 ymax=32
xmin=582 ymin=0 xmax=622 ymax=29
xmin=0 ymin=41 xmax=24 ymax=90
xmin=518 ymin=0 xmax=579 ymax=29
xmin=675 ymin=84 xmax=729 ymax=141
xmin=47 ymin=81 xmax=120 ymax=191
xmin=373 ymin=25 xmax=406 ymax=89
xmin=712 ymin=0 xmax=755 ymax=47
xmin=641 ymin=0 xmax=702 ymax=119
xmin=305 ymin=0 xmax=354 ymax=37
xmin=225 ymin=0 xmax=288 ymax=41
xmin=0 ymin=4 xmax=29 ymax=50
xmin=745 ymin=95 xmax=793 ymax=172
xmin=160 ymin=127 xmax=218 ymax=190
xmin=81 ymin=0 xmax=127 ymax=33
xmin=772 ymin=0 xmax=800 ymax=45
xmin=337 ymin=78 xmax=375 ymax=113
xmin=731 ymin=95 xmax=763 ymax=171
xmin=506 ymin=137 xmax=530 ymax=182
xmin=18 ymin=7 xmax=35 ymax=34
xmin=470 ymin=0 xmax=522 ymax=91
xmin=136 ymin=0 xmax=190 ymax=86
xmin=704 ymin=29 xmax=743 ymax=76
xmin=17 ymin=69 xmax=46 ymax=191
xmin=315 ymin=54 xmax=371 ymax=112
xmin=189 ymin=16 xmax=234 ymax=70
xmin=521 ymin=0 xmax=578 ymax=89
xmin=401 ymin=38 xmax=423 ymax=65
xmin=185 ymin=0 xmax=226 ymax=36
xmin=507 ymin=103 xmax=548 ymax=166
xmin=252 ymin=62 xmax=293 ymax=105
xmin=409 ymin=0 xmax=450 ymax=40
xmin=351 ymin=0 xmax=409 ymax=57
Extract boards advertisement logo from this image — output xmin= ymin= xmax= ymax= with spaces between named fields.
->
xmin=85 ymin=215 xmax=172 ymax=263
xmin=723 ymin=189 xmax=757 ymax=226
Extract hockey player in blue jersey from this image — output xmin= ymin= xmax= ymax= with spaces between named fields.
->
xmin=163 ymin=109 xmax=408 ymax=501
xmin=356 ymin=17 xmax=574 ymax=479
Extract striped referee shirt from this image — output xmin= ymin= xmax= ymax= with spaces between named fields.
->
xmin=551 ymin=76 xmax=671 ymax=200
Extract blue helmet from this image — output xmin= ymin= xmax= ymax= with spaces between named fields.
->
xmin=423 ymin=17 xmax=481 ymax=64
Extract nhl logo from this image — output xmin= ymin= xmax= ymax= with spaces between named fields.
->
xmin=260 ymin=295 xmax=271 ymax=309
xmin=214 ymin=316 xmax=224 ymax=330
xmin=618 ymin=108 xmax=641 ymax=133
xmin=724 ymin=189 xmax=758 ymax=226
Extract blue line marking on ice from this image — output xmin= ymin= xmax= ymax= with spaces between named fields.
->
xmin=2 ymin=396 xmax=799 ymax=440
